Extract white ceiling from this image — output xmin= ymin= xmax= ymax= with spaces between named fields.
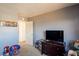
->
xmin=0 ymin=3 xmax=75 ymax=18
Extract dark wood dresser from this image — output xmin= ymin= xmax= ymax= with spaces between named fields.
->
xmin=41 ymin=40 xmax=65 ymax=56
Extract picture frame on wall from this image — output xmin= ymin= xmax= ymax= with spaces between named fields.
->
xmin=0 ymin=20 xmax=17 ymax=27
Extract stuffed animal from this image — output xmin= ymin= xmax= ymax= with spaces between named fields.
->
xmin=10 ymin=45 xmax=20 ymax=56
xmin=3 ymin=45 xmax=20 ymax=56
xmin=74 ymin=40 xmax=79 ymax=50
xmin=68 ymin=50 xmax=77 ymax=56
xmin=3 ymin=46 xmax=10 ymax=56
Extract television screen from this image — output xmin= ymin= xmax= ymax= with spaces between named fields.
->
xmin=46 ymin=30 xmax=64 ymax=42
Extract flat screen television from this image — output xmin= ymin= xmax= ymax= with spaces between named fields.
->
xmin=46 ymin=30 xmax=64 ymax=42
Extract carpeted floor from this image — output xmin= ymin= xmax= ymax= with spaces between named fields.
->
xmin=18 ymin=41 xmax=41 ymax=56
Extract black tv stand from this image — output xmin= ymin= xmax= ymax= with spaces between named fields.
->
xmin=41 ymin=40 xmax=65 ymax=56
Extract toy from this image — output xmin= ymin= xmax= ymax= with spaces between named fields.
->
xmin=3 ymin=45 xmax=20 ymax=56
xmin=10 ymin=45 xmax=20 ymax=56
xmin=3 ymin=46 xmax=10 ymax=56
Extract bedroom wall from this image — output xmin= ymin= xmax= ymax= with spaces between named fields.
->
xmin=0 ymin=7 xmax=20 ymax=55
xmin=0 ymin=11 xmax=19 ymax=55
xmin=28 ymin=4 xmax=79 ymax=50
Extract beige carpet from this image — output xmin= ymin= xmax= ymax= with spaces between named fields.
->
xmin=18 ymin=41 xmax=41 ymax=56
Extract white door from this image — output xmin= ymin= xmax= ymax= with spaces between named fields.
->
xmin=26 ymin=21 xmax=33 ymax=46
xmin=18 ymin=20 xmax=33 ymax=46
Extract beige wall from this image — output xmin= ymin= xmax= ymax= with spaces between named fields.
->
xmin=28 ymin=4 xmax=79 ymax=50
